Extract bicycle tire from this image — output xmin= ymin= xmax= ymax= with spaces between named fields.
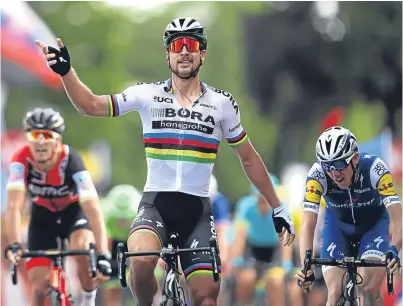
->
xmin=48 ymin=290 xmax=62 ymax=306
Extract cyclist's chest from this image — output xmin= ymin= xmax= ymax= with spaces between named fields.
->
xmin=325 ymin=177 xmax=380 ymax=209
xmin=144 ymin=94 xmax=220 ymax=136
xmin=26 ymin=157 xmax=74 ymax=200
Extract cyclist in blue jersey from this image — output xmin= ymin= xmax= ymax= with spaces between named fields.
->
xmin=35 ymin=17 xmax=295 ymax=306
xmin=230 ymin=174 xmax=291 ymax=306
xmin=296 ymin=126 xmax=402 ymax=306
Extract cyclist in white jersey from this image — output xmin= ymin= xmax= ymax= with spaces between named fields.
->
xmin=35 ymin=17 xmax=295 ymax=306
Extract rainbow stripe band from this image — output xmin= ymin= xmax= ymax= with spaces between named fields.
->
xmin=184 ymin=263 xmax=222 ymax=280
xmin=128 ymin=226 xmax=162 ymax=249
xmin=108 ymin=95 xmax=120 ymax=117
xmin=144 ymin=133 xmax=220 ymax=163
xmin=227 ymin=130 xmax=248 ymax=147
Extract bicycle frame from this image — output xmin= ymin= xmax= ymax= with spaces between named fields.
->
xmin=160 ymin=235 xmax=184 ymax=305
xmin=118 ymin=233 xmax=220 ymax=306
xmin=46 ymin=252 xmax=72 ymax=306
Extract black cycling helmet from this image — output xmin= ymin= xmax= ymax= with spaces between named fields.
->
xmin=163 ymin=17 xmax=207 ymax=51
xmin=23 ymin=108 xmax=65 ymax=134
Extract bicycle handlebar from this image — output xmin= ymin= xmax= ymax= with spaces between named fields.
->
xmin=117 ymin=236 xmax=221 ymax=288
xmin=10 ymin=243 xmax=97 ymax=285
xmin=302 ymin=248 xmax=394 ymax=295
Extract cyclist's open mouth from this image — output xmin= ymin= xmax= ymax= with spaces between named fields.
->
xmin=335 ymin=177 xmax=344 ymax=183
xmin=178 ymin=60 xmax=192 ymax=66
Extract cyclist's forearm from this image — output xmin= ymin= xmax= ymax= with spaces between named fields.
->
xmin=61 ymin=68 xmax=99 ymax=115
xmin=388 ymin=203 xmax=402 ymax=250
xmin=82 ymin=200 xmax=109 ymax=252
xmin=5 ymin=208 xmax=22 ymax=243
xmin=240 ymin=153 xmax=281 ymax=209
xmin=390 ymin=214 xmax=402 ymax=250
xmin=299 ymin=223 xmax=315 ymax=266
xmin=282 ymin=241 xmax=293 ymax=261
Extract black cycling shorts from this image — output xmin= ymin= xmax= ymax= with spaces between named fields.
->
xmin=28 ymin=203 xmax=91 ymax=251
xmin=128 ymin=191 xmax=220 ymax=280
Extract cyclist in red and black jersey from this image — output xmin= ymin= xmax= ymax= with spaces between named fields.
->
xmin=4 ymin=108 xmax=111 ymax=306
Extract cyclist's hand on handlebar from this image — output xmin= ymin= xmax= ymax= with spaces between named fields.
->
xmin=34 ymin=38 xmax=71 ymax=76
xmin=4 ymin=242 xmax=23 ymax=265
xmin=383 ymin=245 xmax=401 ymax=275
xmin=295 ymin=269 xmax=315 ymax=289
xmin=95 ymin=252 xmax=112 ymax=281
xmin=272 ymin=205 xmax=295 ymax=246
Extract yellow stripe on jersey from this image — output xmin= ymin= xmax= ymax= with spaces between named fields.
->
xmin=304 ymin=179 xmax=323 ymax=204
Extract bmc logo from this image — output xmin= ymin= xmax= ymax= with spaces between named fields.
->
xmin=28 ymin=184 xmax=70 ymax=197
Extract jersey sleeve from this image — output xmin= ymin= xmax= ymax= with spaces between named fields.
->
xmin=303 ymin=163 xmax=327 ymax=214
xmin=68 ymin=147 xmax=98 ymax=202
xmin=219 ymin=93 xmax=249 ymax=147
xmin=369 ymin=157 xmax=400 ymax=208
xmin=212 ymin=193 xmax=231 ymax=225
xmin=6 ymin=148 xmax=28 ymax=190
xmin=108 ymin=83 xmax=147 ymax=117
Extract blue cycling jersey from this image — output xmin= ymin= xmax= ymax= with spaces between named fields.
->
xmin=211 ymin=192 xmax=230 ymax=225
xmin=303 ymin=153 xmax=399 ymax=229
xmin=303 ymin=153 xmax=400 ymax=261
xmin=235 ymin=194 xmax=278 ymax=247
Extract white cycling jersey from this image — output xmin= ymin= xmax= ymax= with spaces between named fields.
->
xmin=108 ymin=78 xmax=248 ymax=197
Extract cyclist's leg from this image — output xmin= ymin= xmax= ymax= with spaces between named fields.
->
xmin=288 ymin=245 xmax=304 ymax=306
xmin=357 ymin=217 xmax=390 ymax=306
xmin=180 ymin=197 xmax=220 ymax=306
xmin=264 ymin=246 xmax=285 ymax=306
xmin=66 ymin=203 xmax=97 ymax=305
xmin=234 ymin=261 xmax=257 ymax=305
xmin=26 ymin=206 xmax=57 ymax=306
xmin=321 ymin=219 xmax=353 ymax=306
xmin=308 ymin=258 xmax=328 ymax=306
xmin=127 ymin=193 xmax=167 ymax=306
xmin=102 ymin=239 xmax=126 ymax=306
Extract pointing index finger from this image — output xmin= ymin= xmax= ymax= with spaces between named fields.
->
xmin=56 ymin=38 xmax=64 ymax=48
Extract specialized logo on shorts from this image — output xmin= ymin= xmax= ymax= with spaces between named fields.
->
xmin=305 ymin=179 xmax=323 ymax=203
xmin=327 ymin=242 xmax=337 ymax=257
xmin=377 ymin=174 xmax=396 ymax=196
xmin=74 ymin=219 xmax=88 ymax=227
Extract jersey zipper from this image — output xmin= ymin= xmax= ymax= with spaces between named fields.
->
xmin=167 ymin=91 xmax=183 ymax=191
xmin=347 ymin=188 xmax=356 ymax=224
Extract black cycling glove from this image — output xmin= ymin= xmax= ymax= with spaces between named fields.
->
xmin=47 ymin=45 xmax=71 ymax=76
